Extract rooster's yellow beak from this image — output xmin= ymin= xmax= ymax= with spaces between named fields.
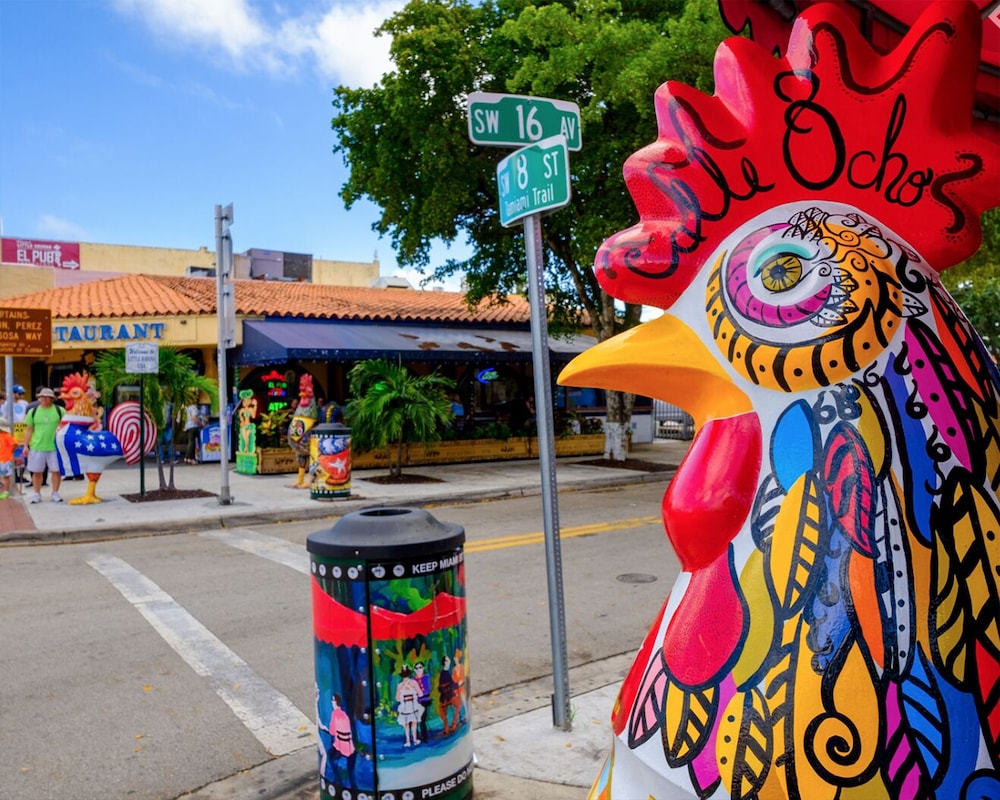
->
xmin=558 ymin=314 xmax=751 ymax=428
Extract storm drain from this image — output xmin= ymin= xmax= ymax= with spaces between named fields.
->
xmin=616 ymin=573 xmax=658 ymax=584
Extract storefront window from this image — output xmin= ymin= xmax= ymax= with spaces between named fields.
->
xmin=238 ymin=364 xmax=324 ymax=423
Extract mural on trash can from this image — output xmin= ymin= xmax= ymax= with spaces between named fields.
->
xmin=311 ymin=428 xmax=351 ymax=498
xmin=558 ymin=1 xmax=1000 ymax=798
xmin=311 ymin=547 xmax=471 ymax=800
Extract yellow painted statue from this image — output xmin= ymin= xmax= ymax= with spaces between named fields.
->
xmin=288 ymin=373 xmax=318 ymax=488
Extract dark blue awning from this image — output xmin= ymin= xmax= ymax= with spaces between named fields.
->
xmin=235 ymin=320 xmax=596 ymax=366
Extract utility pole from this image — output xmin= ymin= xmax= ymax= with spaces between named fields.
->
xmin=215 ymin=204 xmax=235 ymax=505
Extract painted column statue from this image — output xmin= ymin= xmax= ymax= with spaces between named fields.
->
xmin=288 ymin=373 xmax=319 ymax=488
xmin=559 ymin=1 xmax=1000 ymax=797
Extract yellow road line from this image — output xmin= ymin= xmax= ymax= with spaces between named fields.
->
xmin=465 ymin=515 xmax=661 ymax=553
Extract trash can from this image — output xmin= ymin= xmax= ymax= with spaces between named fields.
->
xmin=310 ymin=422 xmax=351 ymax=500
xmin=307 ymin=507 xmax=473 ymax=800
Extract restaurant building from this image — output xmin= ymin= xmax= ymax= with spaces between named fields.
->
xmin=0 ymin=273 xmax=607 ymax=437
xmin=0 ymin=235 xmax=661 ymax=447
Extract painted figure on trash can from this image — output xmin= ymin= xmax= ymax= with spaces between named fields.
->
xmin=559 ymin=2 xmax=1000 ymax=798
xmin=318 ymin=692 xmax=357 ymax=787
xmin=288 ymin=372 xmax=318 ymax=488
xmin=55 ymin=371 xmax=124 ymax=505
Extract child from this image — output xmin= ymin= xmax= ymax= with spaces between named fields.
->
xmin=0 ymin=419 xmax=15 ymax=499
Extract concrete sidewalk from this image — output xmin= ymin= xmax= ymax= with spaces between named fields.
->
xmin=0 ymin=440 xmax=687 ymax=544
xmin=0 ymin=440 xmax=688 ymax=799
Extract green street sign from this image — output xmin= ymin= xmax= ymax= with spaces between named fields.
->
xmin=496 ymin=135 xmax=571 ymax=227
xmin=468 ymin=92 xmax=581 ymax=151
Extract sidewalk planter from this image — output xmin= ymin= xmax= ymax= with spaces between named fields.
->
xmin=256 ymin=446 xmax=298 ymax=474
xmin=553 ymin=433 xmax=607 ymax=457
xmin=307 ymin=507 xmax=472 ymax=800
xmin=352 ymin=433 xmax=604 ymax=469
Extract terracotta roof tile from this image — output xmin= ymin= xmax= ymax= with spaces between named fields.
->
xmin=2 ymin=274 xmax=532 ymax=325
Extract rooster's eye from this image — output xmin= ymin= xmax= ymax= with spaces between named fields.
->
xmin=758 ymin=253 xmax=803 ymax=292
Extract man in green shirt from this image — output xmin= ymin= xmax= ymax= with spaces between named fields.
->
xmin=23 ymin=388 xmax=64 ymax=503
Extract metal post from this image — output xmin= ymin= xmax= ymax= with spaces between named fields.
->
xmin=138 ymin=373 xmax=145 ymax=498
xmin=3 ymin=357 xmax=13 ymax=427
xmin=215 ymin=204 xmax=233 ymax=505
xmin=523 ymin=213 xmax=571 ymax=730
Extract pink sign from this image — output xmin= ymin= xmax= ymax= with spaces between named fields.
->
xmin=1 ymin=237 xmax=81 ymax=269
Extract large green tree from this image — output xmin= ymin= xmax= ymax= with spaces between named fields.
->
xmin=940 ymin=209 xmax=1000 ymax=356
xmin=331 ymin=0 xmax=731 ymax=458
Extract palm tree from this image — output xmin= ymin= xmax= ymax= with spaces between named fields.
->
xmin=344 ymin=358 xmax=454 ymax=478
xmin=93 ymin=348 xmax=218 ymax=490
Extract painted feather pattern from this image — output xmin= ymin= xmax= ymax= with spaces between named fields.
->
xmin=871 ymin=477 xmax=914 ymax=679
xmin=822 ymin=423 xmax=877 ymax=556
xmin=717 ymin=687 xmax=773 ymax=799
xmin=662 ymin=677 xmax=718 ymax=766
xmin=905 ymin=318 xmax=978 ymax=472
xmin=556 ymin=3 xmax=1000 ymax=796
xmin=931 ymin=474 xmax=1000 ymax=679
xmin=884 ymin=678 xmax=932 ymax=800
xmin=976 ymin=642 xmax=1000 ymax=751
xmin=766 ymin=472 xmax=825 ymax=615
xmin=927 ymin=285 xmax=995 ymax=410
xmin=627 ymin=648 xmax=669 ymax=749
xmin=896 ymin=648 xmax=946 ymax=785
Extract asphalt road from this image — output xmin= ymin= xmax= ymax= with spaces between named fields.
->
xmin=0 ymin=481 xmax=679 ymax=800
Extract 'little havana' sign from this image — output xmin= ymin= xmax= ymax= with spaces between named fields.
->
xmin=496 ymin=135 xmax=571 ymax=227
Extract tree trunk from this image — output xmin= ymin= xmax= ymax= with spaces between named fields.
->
xmin=166 ymin=420 xmax=176 ymax=490
xmin=392 ymin=435 xmax=404 ymax=478
xmin=604 ymin=390 xmax=635 ymax=461
xmin=585 ymin=290 xmax=642 ymax=463
xmin=154 ymin=450 xmax=167 ymax=490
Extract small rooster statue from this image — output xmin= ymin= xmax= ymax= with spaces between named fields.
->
xmin=288 ymin=373 xmax=318 ymax=488
xmin=56 ymin=372 xmax=124 ymax=505
xmin=559 ymin=2 xmax=1000 ymax=798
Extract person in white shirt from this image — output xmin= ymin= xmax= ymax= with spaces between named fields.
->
xmin=183 ymin=403 xmax=202 ymax=464
xmin=11 ymin=385 xmax=28 ymax=422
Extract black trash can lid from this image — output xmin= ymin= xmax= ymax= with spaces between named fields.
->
xmin=311 ymin=422 xmax=350 ymax=434
xmin=307 ymin=506 xmax=464 ymax=560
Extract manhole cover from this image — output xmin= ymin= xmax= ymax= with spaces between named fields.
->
xmin=617 ymin=573 xmax=658 ymax=584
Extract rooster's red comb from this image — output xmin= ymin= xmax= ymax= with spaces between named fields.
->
xmin=598 ymin=0 xmax=1000 ymax=309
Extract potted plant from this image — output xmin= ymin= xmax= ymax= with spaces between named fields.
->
xmin=254 ymin=407 xmax=296 ymax=473
xmin=344 ymin=358 xmax=454 ymax=479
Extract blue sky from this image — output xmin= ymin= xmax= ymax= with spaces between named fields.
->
xmin=0 ymin=0 xmax=466 ymax=287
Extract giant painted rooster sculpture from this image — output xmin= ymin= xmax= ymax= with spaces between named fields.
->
xmin=559 ymin=2 xmax=1000 ymax=798
xmin=56 ymin=371 xmax=124 ymax=505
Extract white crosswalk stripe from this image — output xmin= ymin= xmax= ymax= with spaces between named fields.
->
xmin=86 ymin=553 xmax=315 ymax=756
xmin=200 ymin=528 xmax=311 ymax=574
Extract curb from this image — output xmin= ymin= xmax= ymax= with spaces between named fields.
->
xmin=0 ymin=469 xmax=672 ymax=546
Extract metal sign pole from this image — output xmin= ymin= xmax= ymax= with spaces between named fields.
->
xmin=215 ymin=204 xmax=233 ymax=506
xmin=138 ymin=373 xmax=145 ymax=498
xmin=469 ymin=92 xmax=579 ymax=731
xmin=523 ymin=212 xmax=571 ymax=730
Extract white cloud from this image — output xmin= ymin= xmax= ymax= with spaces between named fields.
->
xmin=284 ymin=2 xmax=400 ymax=88
xmin=112 ymin=0 xmax=268 ymax=61
xmin=36 ymin=215 xmax=90 ymax=240
xmin=111 ymin=0 xmax=401 ymax=87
